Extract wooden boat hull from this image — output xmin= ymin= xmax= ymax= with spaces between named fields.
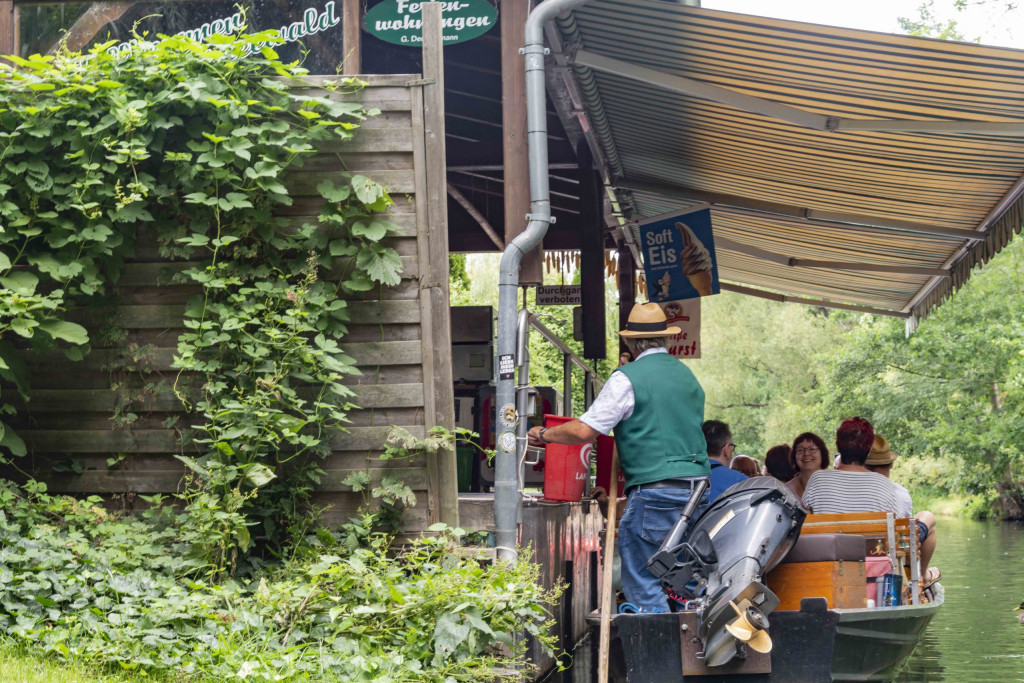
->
xmin=587 ymin=585 xmax=943 ymax=682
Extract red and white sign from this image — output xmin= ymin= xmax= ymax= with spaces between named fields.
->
xmin=658 ymin=299 xmax=701 ymax=359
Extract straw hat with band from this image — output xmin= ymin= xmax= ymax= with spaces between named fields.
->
xmin=865 ymin=435 xmax=897 ymax=466
xmin=619 ymin=302 xmax=681 ymax=338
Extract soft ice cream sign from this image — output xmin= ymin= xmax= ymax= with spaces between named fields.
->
xmin=637 ymin=206 xmax=720 ymax=302
xmin=364 ymin=0 xmax=498 ymax=46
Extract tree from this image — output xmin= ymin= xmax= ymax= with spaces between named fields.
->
xmin=814 ymin=239 xmax=1024 ymax=517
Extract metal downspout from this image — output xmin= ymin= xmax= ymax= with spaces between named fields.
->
xmin=494 ymin=0 xmax=590 ymax=562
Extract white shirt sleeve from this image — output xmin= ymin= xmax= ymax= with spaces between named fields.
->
xmin=577 ymin=370 xmax=634 ymax=435
xmin=894 ymin=483 xmax=914 ymax=517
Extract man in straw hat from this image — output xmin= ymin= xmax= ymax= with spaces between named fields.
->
xmin=866 ymin=435 xmax=940 ymax=587
xmin=528 ymin=302 xmax=710 ymax=612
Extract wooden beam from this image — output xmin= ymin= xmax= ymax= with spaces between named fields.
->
xmin=0 ymin=0 xmax=14 ymax=60
xmin=342 ymin=0 xmax=361 ymax=75
xmin=418 ymin=3 xmax=459 ymax=527
xmin=502 ymin=0 xmax=542 ymax=284
xmin=578 ymin=148 xmax=606 ymax=360
xmin=447 ymin=182 xmax=505 ymax=250
xmin=617 ymin=244 xmax=635 ymax=358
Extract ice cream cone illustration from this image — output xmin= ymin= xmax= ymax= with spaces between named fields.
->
xmin=676 ymin=221 xmax=713 ymax=296
xmin=657 ymin=272 xmax=672 ymax=299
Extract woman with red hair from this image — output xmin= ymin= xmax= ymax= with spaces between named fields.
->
xmin=801 ymin=417 xmax=900 ymax=514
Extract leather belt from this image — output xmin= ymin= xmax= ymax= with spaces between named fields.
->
xmin=627 ymin=477 xmax=708 ymax=496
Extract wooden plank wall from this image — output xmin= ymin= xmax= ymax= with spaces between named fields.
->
xmin=8 ymin=74 xmax=457 ymax=533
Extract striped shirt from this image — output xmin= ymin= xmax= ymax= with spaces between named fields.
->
xmin=802 ymin=469 xmax=901 ymax=515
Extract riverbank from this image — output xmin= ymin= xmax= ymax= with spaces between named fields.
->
xmin=895 ymin=456 xmax=997 ymax=520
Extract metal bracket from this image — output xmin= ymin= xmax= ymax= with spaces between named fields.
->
xmin=525 ymin=213 xmax=557 ymax=224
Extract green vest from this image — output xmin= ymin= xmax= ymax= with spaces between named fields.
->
xmin=614 ymin=352 xmax=709 ymax=488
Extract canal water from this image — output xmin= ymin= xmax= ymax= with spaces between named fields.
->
xmin=549 ymin=518 xmax=1024 ymax=682
xmin=897 ymin=517 xmax=1024 ymax=682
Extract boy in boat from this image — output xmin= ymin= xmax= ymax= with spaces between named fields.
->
xmin=527 ymin=302 xmax=710 ymax=613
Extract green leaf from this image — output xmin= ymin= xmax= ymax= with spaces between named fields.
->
xmin=351 ymin=175 xmax=385 ymax=206
xmin=0 ymin=271 xmax=39 ymax=295
xmin=38 ymin=320 xmax=89 ymax=345
xmin=10 ymin=318 xmax=37 ymax=338
xmin=329 ymin=240 xmax=358 ymax=257
xmin=1 ymin=424 xmax=26 ymax=457
xmin=317 ymin=179 xmax=350 ymax=203
xmin=242 ymin=463 xmax=277 ymax=488
xmin=356 ymin=245 xmax=403 ymax=286
xmin=351 ymin=220 xmax=387 ymax=242
xmin=0 ymin=252 xmax=11 ymax=271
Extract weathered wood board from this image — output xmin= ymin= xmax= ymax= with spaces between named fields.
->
xmin=5 ymin=75 xmax=456 ymax=531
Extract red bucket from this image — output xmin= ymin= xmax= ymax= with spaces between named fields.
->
xmin=595 ymin=434 xmax=626 ymax=496
xmin=542 ymin=415 xmax=591 ymax=502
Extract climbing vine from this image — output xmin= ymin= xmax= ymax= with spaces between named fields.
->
xmin=0 ymin=30 xmax=403 ymax=564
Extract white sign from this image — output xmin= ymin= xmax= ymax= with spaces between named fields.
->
xmin=658 ymin=299 xmax=701 ymax=359
xmin=537 ymin=285 xmax=582 ymax=306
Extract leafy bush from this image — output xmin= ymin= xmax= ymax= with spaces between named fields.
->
xmin=0 ymin=479 xmax=559 ymax=681
xmin=0 ymin=30 xmax=407 ymax=565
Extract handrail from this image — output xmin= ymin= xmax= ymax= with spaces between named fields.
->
xmin=528 ymin=313 xmax=605 ymax=394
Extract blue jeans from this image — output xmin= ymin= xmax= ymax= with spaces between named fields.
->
xmin=618 ymin=487 xmax=709 ymax=612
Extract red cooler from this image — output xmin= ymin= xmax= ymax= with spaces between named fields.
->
xmin=542 ymin=415 xmax=590 ymax=502
xmin=595 ymin=434 xmax=626 ymax=496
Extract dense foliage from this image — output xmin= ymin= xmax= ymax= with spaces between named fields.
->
xmin=813 ymin=238 xmax=1024 ymax=518
xmin=0 ymin=32 xmax=406 ymax=563
xmin=0 ymin=478 xmax=559 ymax=681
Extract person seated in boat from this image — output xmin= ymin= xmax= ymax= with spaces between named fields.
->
xmin=731 ymin=454 xmax=762 ymax=477
xmin=802 ymin=417 xmax=901 ymax=515
xmin=703 ymin=420 xmax=748 ymax=501
xmin=785 ymin=431 xmax=830 ymax=502
xmin=527 ymin=302 xmax=710 ymax=614
xmin=764 ymin=444 xmax=795 ymax=482
xmin=865 ymin=435 xmax=940 ymax=585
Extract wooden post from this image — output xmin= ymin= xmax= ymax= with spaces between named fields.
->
xmin=597 ymin=445 xmax=620 ymax=683
xmin=342 ymin=0 xmax=361 ymax=75
xmin=419 ymin=3 xmax=459 ymax=526
xmin=0 ymin=0 xmax=15 ymax=59
xmin=578 ymin=146 xmax=606 ymax=360
xmin=618 ymin=244 xmax=635 ymax=358
xmin=501 ymin=0 xmax=542 ymax=284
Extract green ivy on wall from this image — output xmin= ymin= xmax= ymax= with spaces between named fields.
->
xmin=0 ymin=30 xmax=403 ymax=570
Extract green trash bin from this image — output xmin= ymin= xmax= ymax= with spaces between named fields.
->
xmin=456 ymin=444 xmax=474 ymax=493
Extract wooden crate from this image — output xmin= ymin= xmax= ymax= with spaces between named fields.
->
xmin=766 ymin=560 xmax=867 ymax=611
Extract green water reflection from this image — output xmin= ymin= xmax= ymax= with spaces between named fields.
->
xmin=897 ymin=518 xmax=1024 ymax=682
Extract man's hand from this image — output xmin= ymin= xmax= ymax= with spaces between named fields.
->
xmin=527 ymin=419 xmax=600 ymax=447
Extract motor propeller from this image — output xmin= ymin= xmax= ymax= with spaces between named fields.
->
xmin=724 ymin=600 xmax=773 ymax=654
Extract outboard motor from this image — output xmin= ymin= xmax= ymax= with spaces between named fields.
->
xmin=648 ymin=478 xmax=805 ymax=667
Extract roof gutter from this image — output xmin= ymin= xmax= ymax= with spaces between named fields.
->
xmin=494 ymin=0 xmax=590 ymax=562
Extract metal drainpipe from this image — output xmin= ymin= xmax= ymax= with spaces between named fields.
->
xmin=494 ymin=0 xmax=590 ymax=562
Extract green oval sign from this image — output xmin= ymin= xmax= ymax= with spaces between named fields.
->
xmin=364 ymin=0 xmax=498 ymax=47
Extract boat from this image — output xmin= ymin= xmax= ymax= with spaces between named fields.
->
xmin=587 ymin=478 xmax=943 ymax=682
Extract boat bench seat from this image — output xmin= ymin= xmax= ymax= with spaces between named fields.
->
xmin=780 ymin=532 xmax=866 ymax=563
xmin=797 ymin=512 xmax=923 ymax=605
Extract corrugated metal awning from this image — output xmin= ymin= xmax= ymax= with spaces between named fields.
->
xmin=554 ymin=0 xmax=1024 ymax=326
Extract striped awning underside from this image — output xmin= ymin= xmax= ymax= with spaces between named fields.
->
xmin=557 ymin=0 xmax=1024 ymax=325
